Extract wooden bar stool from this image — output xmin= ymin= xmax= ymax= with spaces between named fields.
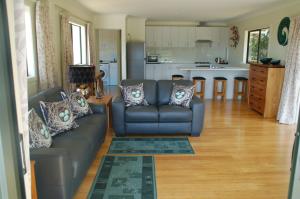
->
xmin=213 ymin=77 xmax=227 ymax=101
xmin=233 ymin=77 xmax=248 ymax=100
xmin=192 ymin=76 xmax=206 ymax=99
xmin=172 ymin=74 xmax=184 ymax=80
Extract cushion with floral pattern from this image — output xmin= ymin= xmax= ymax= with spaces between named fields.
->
xmin=169 ymin=84 xmax=194 ymax=108
xmin=28 ymin=109 xmax=52 ymax=148
xmin=61 ymin=91 xmax=93 ymax=118
xmin=40 ymin=100 xmax=78 ymax=136
xmin=120 ymin=83 xmax=149 ymax=107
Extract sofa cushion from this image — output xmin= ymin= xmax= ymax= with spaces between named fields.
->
xmin=121 ymin=80 xmax=157 ymax=105
xmin=28 ymin=109 xmax=52 ymax=149
xmin=159 ymin=105 xmax=192 ymax=122
xmin=40 ymin=100 xmax=78 ymax=136
xmin=157 ymin=80 xmax=193 ymax=105
xmin=125 ymin=105 xmax=158 ymax=122
xmin=51 ymin=136 xmax=91 ymax=181
xmin=169 ymin=84 xmax=194 ymax=108
xmin=28 ymin=87 xmax=63 ymax=119
xmin=120 ymin=83 xmax=149 ymax=107
xmin=73 ymin=113 xmax=107 ymax=147
xmin=61 ymin=91 xmax=93 ymax=118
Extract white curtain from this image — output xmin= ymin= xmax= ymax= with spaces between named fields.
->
xmin=87 ymin=22 xmax=97 ymax=66
xmin=13 ymin=0 xmax=30 ymax=197
xmin=277 ymin=16 xmax=300 ymax=124
xmin=61 ymin=12 xmax=73 ymax=89
xmin=36 ymin=0 xmax=56 ymax=90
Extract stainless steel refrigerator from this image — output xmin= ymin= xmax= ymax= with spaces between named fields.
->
xmin=288 ymin=111 xmax=300 ymax=199
xmin=126 ymin=42 xmax=145 ymax=79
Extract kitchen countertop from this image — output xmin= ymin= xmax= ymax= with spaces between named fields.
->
xmin=178 ymin=66 xmax=249 ymax=71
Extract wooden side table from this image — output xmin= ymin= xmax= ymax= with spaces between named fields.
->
xmin=88 ymin=95 xmax=113 ymax=128
xmin=31 ymin=160 xmax=38 ymax=199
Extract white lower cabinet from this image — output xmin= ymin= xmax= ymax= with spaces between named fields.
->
xmin=145 ymin=64 xmax=190 ymax=80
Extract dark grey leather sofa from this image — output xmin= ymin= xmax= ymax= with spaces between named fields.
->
xmin=28 ymin=87 xmax=107 ymax=199
xmin=112 ymin=80 xmax=205 ymax=136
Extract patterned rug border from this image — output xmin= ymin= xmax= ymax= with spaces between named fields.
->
xmin=108 ymin=137 xmax=195 ymax=155
xmin=88 ymin=155 xmax=157 ymax=199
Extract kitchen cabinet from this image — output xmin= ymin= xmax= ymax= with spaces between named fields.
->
xmin=195 ymin=27 xmax=212 ymax=40
xmin=145 ymin=26 xmax=161 ymax=47
xmin=248 ymin=63 xmax=285 ymax=118
xmin=176 ymin=27 xmax=196 ymax=47
xmin=161 ymin=26 xmax=172 ymax=47
xmin=146 ymin=26 xmax=228 ymax=48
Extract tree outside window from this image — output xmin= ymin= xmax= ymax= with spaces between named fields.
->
xmin=70 ymin=22 xmax=87 ymax=65
xmin=246 ymin=28 xmax=270 ymax=63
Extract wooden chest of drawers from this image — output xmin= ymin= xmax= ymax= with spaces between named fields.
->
xmin=248 ymin=63 xmax=285 ymax=118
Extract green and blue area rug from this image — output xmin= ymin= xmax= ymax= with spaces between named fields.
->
xmin=108 ymin=137 xmax=194 ymax=155
xmin=88 ymin=156 xmax=156 ymax=199
xmin=89 ymin=137 xmax=194 ymax=199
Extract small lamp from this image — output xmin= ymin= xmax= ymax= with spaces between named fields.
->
xmin=69 ymin=65 xmax=95 ymax=98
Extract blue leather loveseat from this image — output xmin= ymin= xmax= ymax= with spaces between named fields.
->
xmin=112 ymin=80 xmax=205 ymax=137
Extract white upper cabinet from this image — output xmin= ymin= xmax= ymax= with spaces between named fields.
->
xmin=161 ymin=26 xmax=172 ymax=47
xmin=146 ymin=26 xmax=228 ymax=48
xmin=195 ymin=27 xmax=211 ymax=40
xmin=186 ymin=27 xmax=196 ymax=48
xmin=145 ymin=26 xmax=154 ymax=47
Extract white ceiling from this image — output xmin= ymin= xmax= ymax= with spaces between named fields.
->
xmin=77 ymin=0 xmax=295 ymax=21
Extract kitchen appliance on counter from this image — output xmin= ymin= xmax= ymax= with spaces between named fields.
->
xmin=147 ymin=55 xmax=159 ymax=63
xmin=195 ymin=61 xmax=212 ymax=68
xmin=215 ymin=57 xmax=228 ymax=64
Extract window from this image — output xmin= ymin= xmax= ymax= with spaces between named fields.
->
xmin=70 ymin=23 xmax=87 ymax=64
xmin=246 ymin=28 xmax=270 ymax=63
xmin=25 ymin=5 xmax=36 ymax=77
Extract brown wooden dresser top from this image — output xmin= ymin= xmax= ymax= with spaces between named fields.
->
xmin=249 ymin=63 xmax=285 ymax=68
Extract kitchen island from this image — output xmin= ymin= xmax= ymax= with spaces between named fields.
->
xmin=145 ymin=63 xmax=249 ymax=99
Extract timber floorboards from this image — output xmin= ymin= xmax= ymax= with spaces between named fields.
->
xmin=74 ymin=100 xmax=296 ymax=199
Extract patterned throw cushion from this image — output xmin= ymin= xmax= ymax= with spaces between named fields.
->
xmin=61 ymin=91 xmax=93 ymax=118
xmin=169 ymin=84 xmax=194 ymax=108
xmin=40 ymin=100 xmax=78 ymax=136
xmin=120 ymin=83 xmax=149 ymax=107
xmin=28 ymin=109 xmax=52 ymax=148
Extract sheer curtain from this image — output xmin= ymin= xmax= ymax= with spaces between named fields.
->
xmin=13 ymin=0 xmax=30 ymax=197
xmin=61 ymin=12 xmax=73 ymax=89
xmin=36 ymin=0 xmax=56 ymax=90
xmin=87 ymin=22 xmax=97 ymax=66
xmin=277 ymin=16 xmax=300 ymax=124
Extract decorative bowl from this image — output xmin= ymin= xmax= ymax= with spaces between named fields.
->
xmin=260 ymin=58 xmax=272 ymax=64
xmin=271 ymin=59 xmax=281 ymax=65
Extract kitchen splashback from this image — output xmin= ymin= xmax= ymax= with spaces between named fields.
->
xmin=146 ymin=43 xmax=228 ymax=63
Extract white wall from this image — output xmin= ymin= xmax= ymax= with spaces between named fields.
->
xmin=228 ymin=1 xmax=300 ymax=66
xmin=93 ymin=14 xmax=127 ymax=79
xmin=126 ymin=16 xmax=146 ymax=42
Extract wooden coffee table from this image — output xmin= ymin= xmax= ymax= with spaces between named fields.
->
xmin=88 ymin=95 xmax=113 ymax=128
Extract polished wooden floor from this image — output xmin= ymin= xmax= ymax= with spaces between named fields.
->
xmin=74 ymin=100 xmax=296 ymax=199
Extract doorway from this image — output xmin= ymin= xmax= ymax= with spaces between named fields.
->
xmin=96 ymin=29 xmax=121 ymax=94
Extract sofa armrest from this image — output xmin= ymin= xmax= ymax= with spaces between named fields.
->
xmin=190 ymin=96 xmax=205 ymax=136
xmin=30 ymin=148 xmax=73 ymax=199
xmin=112 ymin=96 xmax=126 ymax=136
xmin=89 ymin=103 xmax=106 ymax=114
